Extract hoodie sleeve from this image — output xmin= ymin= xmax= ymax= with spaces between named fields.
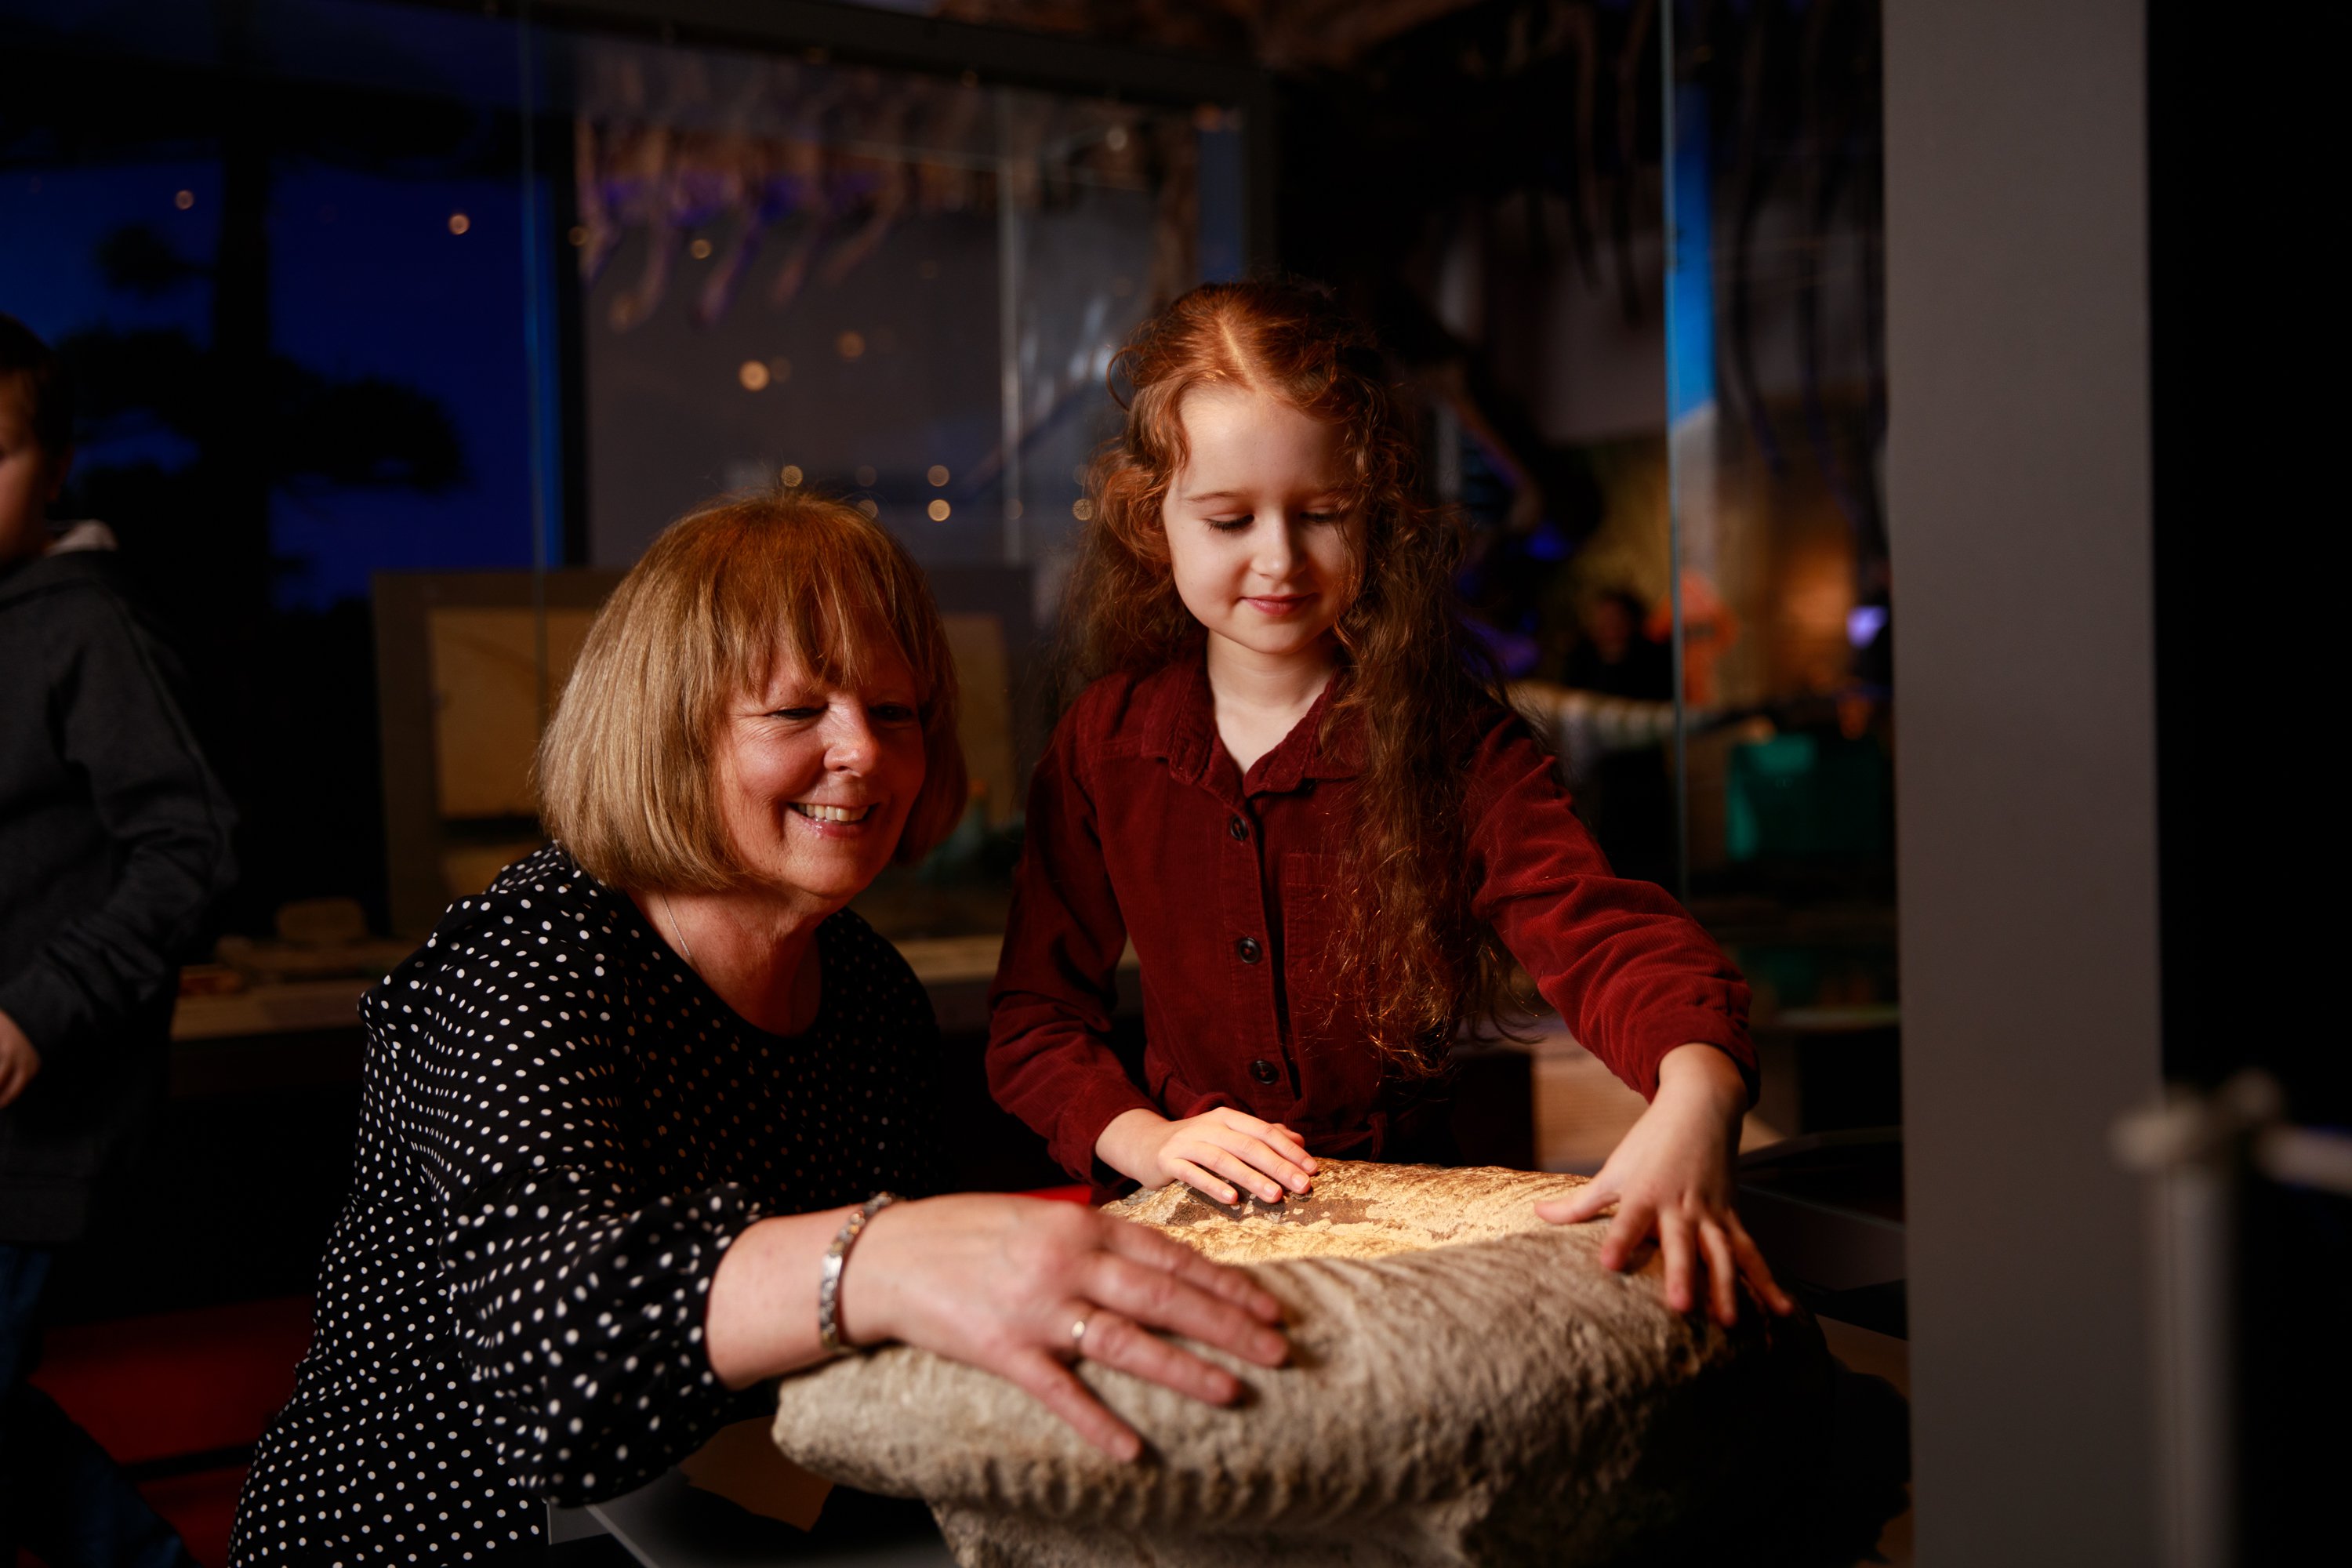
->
xmin=0 ymin=581 xmax=236 ymax=1058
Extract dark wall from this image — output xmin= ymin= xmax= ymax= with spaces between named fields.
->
xmin=2148 ymin=8 xmax=2344 ymax=1559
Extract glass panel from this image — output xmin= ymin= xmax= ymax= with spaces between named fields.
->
xmin=1429 ymin=4 xmax=1679 ymax=896
xmin=547 ymin=29 xmax=1239 ymax=944
xmin=1 ymin=0 xmax=558 ymax=975
xmin=1663 ymin=2 xmax=1896 ymax=1141
xmin=568 ymin=42 xmax=995 ymax=568
xmin=2 ymin=0 xmax=1248 ymax=971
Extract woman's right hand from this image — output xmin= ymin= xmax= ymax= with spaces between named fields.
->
xmin=1096 ymin=1106 xmax=1317 ymax=1206
xmin=841 ymin=1194 xmax=1290 ymax=1460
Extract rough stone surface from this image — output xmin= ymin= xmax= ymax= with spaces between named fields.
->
xmin=771 ymin=1162 xmax=1831 ymax=1567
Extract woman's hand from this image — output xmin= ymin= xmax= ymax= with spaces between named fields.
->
xmin=1534 ymin=1044 xmax=1794 ymax=1326
xmin=844 ymin=1195 xmax=1289 ymax=1459
xmin=1096 ymin=1106 xmax=1316 ymax=1207
xmin=708 ymin=1194 xmax=1289 ymax=1461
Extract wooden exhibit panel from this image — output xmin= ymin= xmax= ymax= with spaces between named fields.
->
xmin=940 ymin=612 xmax=1018 ymax=826
xmin=374 ymin=570 xmax=626 ymax=936
xmin=426 ymin=604 xmax=599 ymax=820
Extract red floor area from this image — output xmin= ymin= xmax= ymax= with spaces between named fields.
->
xmin=26 ymin=1295 xmax=316 ymax=1567
xmin=21 ymin=1190 xmax=1088 ymax=1566
xmin=30 ymin=1295 xmax=314 ymax=1463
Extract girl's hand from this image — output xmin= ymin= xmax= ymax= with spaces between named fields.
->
xmin=1534 ymin=1044 xmax=1795 ymax=1327
xmin=844 ymin=1195 xmax=1290 ymax=1460
xmin=1097 ymin=1106 xmax=1317 ymax=1206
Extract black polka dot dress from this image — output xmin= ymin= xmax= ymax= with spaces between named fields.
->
xmin=228 ymin=845 xmax=942 ymax=1565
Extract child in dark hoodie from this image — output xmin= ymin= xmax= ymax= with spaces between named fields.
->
xmin=0 ymin=312 xmax=234 ymax=1567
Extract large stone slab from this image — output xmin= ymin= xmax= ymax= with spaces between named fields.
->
xmin=771 ymin=1162 xmax=1831 ymax=1567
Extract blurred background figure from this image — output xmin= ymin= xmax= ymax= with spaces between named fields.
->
xmin=2 ymin=313 xmax=232 ymax=1568
xmin=1564 ymin=589 xmax=1671 ymax=701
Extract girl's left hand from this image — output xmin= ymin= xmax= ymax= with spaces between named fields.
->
xmin=1534 ymin=1043 xmax=1795 ymax=1326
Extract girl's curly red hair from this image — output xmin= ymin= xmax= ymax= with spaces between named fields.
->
xmin=1059 ymin=278 xmax=1517 ymax=1070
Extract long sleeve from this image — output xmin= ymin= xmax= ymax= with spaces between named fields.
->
xmin=392 ymin=916 xmax=768 ymax=1504
xmin=1465 ymin=716 xmax=1755 ymax=1101
xmin=985 ymin=704 xmax=1159 ymax=1180
xmin=230 ymin=851 xmax=942 ymax=1560
xmin=0 ymin=576 xmax=236 ymax=1058
xmin=447 ymin=1169 xmax=761 ymax=1504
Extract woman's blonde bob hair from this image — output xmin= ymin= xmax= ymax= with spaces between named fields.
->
xmin=536 ymin=488 xmax=967 ymax=893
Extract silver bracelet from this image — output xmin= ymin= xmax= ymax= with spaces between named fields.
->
xmin=817 ymin=1192 xmax=900 ymax=1356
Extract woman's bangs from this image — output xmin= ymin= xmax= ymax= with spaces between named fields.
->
xmin=726 ymin=523 xmax=938 ymax=708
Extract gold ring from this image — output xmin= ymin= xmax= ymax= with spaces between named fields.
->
xmin=1070 ymin=1310 xmax=1094 ymax=1349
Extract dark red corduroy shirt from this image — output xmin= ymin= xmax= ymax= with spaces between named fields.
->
xmin=985 ymin=655 xmax=1753 ymax=1183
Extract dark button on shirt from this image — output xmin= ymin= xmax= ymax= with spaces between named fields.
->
xmin=1229 ymin=815 xmax=1250 ymax=840
xmin=985 ymin=655 xmax=1753 ymax=1184
xmin=1249 ymin=1058 xmax=1282 ymax=1086
xmin=1236 ymin=936 xmax=1263 ymax=964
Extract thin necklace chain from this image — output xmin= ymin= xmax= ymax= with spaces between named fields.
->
xmin=659 ymin=891 xmax=698 ymax=970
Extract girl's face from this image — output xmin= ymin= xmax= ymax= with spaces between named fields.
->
xmin=1160 ymin=385 xmax=1359 ymax=672
xmin=712 ymin=636 xmax=928 ymax=914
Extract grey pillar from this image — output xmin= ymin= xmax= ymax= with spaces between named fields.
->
xmin=1883 ymin=3 xmax=2161 ymax=1562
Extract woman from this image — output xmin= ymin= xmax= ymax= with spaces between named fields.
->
xmin=229 ymin=492 xmax=1287 ymax=1565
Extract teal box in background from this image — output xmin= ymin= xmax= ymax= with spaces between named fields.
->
xmin=1726 ymin=733 xmax=1891 ymax=862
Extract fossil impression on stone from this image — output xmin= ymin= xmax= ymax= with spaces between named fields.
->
xmin=771 ymin=1160 xmax=1831 ymax=1567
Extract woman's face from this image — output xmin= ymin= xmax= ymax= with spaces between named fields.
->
xmin=712 ymin=636 xmax=928 ymax=913
xmin=1160 ymin=385 xmax=1359 ymax=671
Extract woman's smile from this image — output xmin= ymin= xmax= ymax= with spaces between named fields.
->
xmin=788 ymin=800 xmax=877 ymax=827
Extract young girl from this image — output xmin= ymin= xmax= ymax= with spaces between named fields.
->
xmin=986 ymin=281 xmax=1790 ymax=1326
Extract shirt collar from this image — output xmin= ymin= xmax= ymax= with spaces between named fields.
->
xmin=1137 ymin=649 xmax=1363 ymax=791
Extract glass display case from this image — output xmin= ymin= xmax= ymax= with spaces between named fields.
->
xmin=1480 ymin=1 xmax=1896 ymax=1164
xmin=2 ymin=0 xmax=1880 ymax=1125
xmin=1658 ymin=2 xmax=1898 ymax=1333
xmin=1661 ymin=0 xmax=1890 ymax=895
xmin=1659 ymin=0 xmax=1895 ymax=1086
xmin=0 ymin=0 xmax=1260 ymax=996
